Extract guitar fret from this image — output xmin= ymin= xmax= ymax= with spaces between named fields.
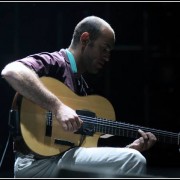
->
xmin=157 ymin=134 xmax=177 ymax=144
xmin=83 ymin=116 xmax=178 ymax=146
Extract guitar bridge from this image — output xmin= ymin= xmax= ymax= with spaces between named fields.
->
xmin=54 ymin=139 xmax=75 ymax=146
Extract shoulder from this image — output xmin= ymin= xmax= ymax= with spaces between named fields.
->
xmin=49 ymin=49 xmax=70 ymax=65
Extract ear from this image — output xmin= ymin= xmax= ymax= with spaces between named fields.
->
xmin=80 ymin=32 xmax=90 ymax=46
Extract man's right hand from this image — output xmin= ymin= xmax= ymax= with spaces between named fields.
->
xmin=55 ymin=103 xmax=83 ymax=132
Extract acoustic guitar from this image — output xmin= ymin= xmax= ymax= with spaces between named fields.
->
xmin=16 ymin=77 xmax=179 ymax=157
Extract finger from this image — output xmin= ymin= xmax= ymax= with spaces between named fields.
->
xmin=61 ymin=122 xmax=68 ymax=131
xmin=76 ymin=117 xmax=83 ymax=128
xmin=146 ymin=132 xmax=157 ymax=144
xmin=146 ymin=132 xmax=157 ymax=140
xmin=138 ymin=129 xmax=149 ymax=141
xmin=70 ymin=117 xmax=83 ymax=131
xmin=66 ymin=120 xmax=74 ymax=131
xmin=139 ymin=137 xmax=145 ymax=144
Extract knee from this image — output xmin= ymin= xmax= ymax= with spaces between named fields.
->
xmin=130 ymin=149 xmax=147 ymax=171
xmin=133 ymin=149 xmax=146 ymax=164
xmin=114 ymin=148 xmax=147 ymax=175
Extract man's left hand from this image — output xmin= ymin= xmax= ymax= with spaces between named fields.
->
xmin=126 ymin=129 xmax=157 ymax=152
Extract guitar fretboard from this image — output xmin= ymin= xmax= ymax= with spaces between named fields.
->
xmin=79 ymin=115 xmax=179 ymax=145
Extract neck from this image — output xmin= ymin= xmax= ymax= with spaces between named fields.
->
xmin=67 ymin=47 xmax=85 ymax=76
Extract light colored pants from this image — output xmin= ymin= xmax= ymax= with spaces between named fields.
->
xmin=15 ymin=147 xmax=146 ymax=178
xmin=58 ymin=147 xmax=146 ymax=176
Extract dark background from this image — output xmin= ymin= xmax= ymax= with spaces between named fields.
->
xmin=0 ymin=1 xmax=180 ymax=177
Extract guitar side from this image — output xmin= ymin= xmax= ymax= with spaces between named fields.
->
xmin=20 ymin=77 xmax=116 ymax=157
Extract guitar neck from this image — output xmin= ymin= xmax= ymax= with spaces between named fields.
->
xmin=79 ymin=115 xmax=179 ymax=146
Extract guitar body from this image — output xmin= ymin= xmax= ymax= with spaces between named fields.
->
xmin=20 ymin=77 xmax=116 ymax=157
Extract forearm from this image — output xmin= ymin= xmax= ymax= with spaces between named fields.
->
xmin=1 ymin=61 xmax=62 ymax=114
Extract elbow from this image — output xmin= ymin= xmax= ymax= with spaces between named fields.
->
xmin=1 ymin=66 xmax=11 ymax=79
xmin=1 ymin=63 xmax=18 ymax=80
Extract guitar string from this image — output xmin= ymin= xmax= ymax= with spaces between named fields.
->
xmin=48 ymin=112 xmax=178 ymax=138
xmin=78 ymin=115 xmax=178 ymax=139
xmin=78 ymin=116 xmax=178 ymax=144
xmin=47 ymin=112 xmax=178 ymax=143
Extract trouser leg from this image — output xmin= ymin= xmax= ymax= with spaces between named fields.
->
xmin=58 ymin=147 xmax=146 ymax=176
xmin=15 ymin=147 xmax=146 ymax=178
xmin=15 ymin=156 xmax=61 ymax=178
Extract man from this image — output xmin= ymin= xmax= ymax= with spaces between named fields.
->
xmin=1 ymin=15 xmax=157 ymax=178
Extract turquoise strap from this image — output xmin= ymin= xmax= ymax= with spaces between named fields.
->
xmin=66 ymin=49 xmax=77 ymax=73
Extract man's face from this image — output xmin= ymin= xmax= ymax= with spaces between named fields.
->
xmin=83 ymin=28 xmax=115 ymax=74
